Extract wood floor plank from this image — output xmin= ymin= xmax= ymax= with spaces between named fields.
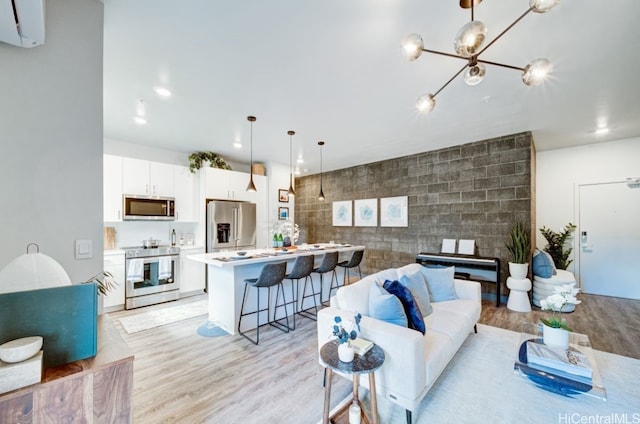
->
xmin=108 ymin=291 xmax=640 ymax=423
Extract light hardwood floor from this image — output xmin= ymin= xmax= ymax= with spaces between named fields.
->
xmin=108 ymin=292 xmax=640 ymax=423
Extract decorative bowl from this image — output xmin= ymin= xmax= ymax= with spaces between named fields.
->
xmin=313 ymin=244 xmax=320 ymax=248
xmin=236 ymin=251 xmax=247 ymax=256
xmin=0 ymin=336 xmax=43 ymax=363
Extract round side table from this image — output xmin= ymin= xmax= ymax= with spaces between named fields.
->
xmin=320 ymin=340 xmax=385 ymax=424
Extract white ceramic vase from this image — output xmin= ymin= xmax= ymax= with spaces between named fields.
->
xmin=508 ymin=262 xmax=529 ymax=280
xmin=338 ymin=343 xmax=355 ymax=363
xmin=542 ymin=324 xmax=569 ymax=350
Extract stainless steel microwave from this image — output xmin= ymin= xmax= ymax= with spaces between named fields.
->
xmin=123 ymin=195 xmax=175 ymax=221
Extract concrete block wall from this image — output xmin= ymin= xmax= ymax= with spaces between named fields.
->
xmin=295 ymin=132 xmax=534 ymax=300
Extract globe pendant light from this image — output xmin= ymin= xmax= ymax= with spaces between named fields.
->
xmin=287 ymin=130 xmax=296 ymax=196
xmin=403 ymin=0 xmax=559 ymax=113
xmin=246 ymin=116 xmax=257 ymax=192
xmin=317 ymin=141 xmax=325 ymax=201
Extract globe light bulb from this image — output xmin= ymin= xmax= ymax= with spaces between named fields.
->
xmin=402 ymin=33 xmax=424 ymax=61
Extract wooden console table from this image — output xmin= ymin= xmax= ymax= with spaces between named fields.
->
xmin=0 ymin=315 xmax=134 ymax=423
xmin=416 ymin=252 xmax=501 ymax=306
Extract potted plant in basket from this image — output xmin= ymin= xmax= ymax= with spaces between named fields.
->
xmin=332 ymin=313 xmax=361 ymax=363
xmin=505 ymin=222 xmax=531 ymax=279
xmin=540 ymin=283 xmax=581 ymax=349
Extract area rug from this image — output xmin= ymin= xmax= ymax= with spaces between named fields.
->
xmin=322 ymin=324 xmax=640 ymax=423
xmin=119 ymin=300 xmax=208 ymax=334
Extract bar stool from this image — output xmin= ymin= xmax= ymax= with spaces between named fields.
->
xmin=237 ymin=261 xmax=288 ymax=345
xmin=337 ymin=249 xmax=364 ymax=285
xmin=311 ymin=251 xmax=339 ymax=306
xmin=282 ymin=254 xmax=315 ymax=326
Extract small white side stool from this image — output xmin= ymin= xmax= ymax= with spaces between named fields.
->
xmin=506 ymin=277 xmax=532 ymax=312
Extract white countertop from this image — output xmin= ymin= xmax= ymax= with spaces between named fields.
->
xmin=187 ymin=243 xmax=364 ymax=268
xmin=104 ymin=249 xmax=125 ymax=256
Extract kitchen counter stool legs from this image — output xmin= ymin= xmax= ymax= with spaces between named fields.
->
xmin=237 ymin=261 xmax=288 ymax=345
xmin=312 ymin=251 xmax=339 ymax=306
xmin=337 ymin=249 xmax=364 ymax=285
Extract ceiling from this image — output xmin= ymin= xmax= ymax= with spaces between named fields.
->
xmin=103 ymin=0 xmax=640 ymax=174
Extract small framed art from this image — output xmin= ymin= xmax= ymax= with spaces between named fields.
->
xmin=279 ymin=207 xmax=289 ymax=220
xmin=278 ymin=189 xmax=289 ymax=203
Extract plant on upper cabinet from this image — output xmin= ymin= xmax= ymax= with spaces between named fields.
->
xmin=188 ymin=151 xmax=232 ymax=173
xmin=505 ymin=222 xmax=531 ymax=279
xmin=539 ymin=223 xmax=577 ymax=270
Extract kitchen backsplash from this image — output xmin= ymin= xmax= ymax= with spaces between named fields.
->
xmin=106 ymin=221 xmax=201 ymax=249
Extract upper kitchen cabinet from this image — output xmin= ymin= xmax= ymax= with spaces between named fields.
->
xmin=104 ymin=154 xmax=123 ymax=221
xmin=201 ymin=167 xmax=265 ymax=202
xmin=123 ymin=158 xmax=174 ymax=197
xmin=174 ymin=165 xmax=198 ymax=222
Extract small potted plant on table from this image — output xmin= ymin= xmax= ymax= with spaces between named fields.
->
xmin=332 ymin=313 xmax=361 ymax=363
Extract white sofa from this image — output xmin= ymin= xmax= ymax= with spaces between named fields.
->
xmin=317 ymin=263 xmax=481 ymax=424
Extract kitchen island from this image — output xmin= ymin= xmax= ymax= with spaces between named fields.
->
xmin=188 ymin=244 xmax=364 ymax=335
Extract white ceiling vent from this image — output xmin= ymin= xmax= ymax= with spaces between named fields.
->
xmin=0 ymin=0 xmax=45 ymax=48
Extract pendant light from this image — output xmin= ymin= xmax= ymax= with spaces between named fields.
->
xmin=246 ymin=116 xmax=257 ymax=192
xmin=287 ymin=130 xmax=296 ymax=196
xmin=317 ymin=141 xmax=325 ymax=201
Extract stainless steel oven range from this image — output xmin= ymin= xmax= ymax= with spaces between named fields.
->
xmin=124 ymin=245 xmax=180 ymax=309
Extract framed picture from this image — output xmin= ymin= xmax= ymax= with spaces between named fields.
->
xmin=354 ymin=198 xmax=377 ymax=227
xmin=332 ymin=200 xmax=352 ymax=227
xmin=278 ymin=207 xmax=289 ymax=220
xmin=278 ymin=189 xmax=289 ymax=203
xmin=380 ymin=196 xmax=408 ymax=227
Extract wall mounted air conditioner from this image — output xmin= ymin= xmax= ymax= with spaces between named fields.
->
xmin=0 ymin=0 xmax=45 ymax=48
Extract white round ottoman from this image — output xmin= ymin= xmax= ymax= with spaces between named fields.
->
xmin=532 ymin=269 xmax=577 ymax=312
xmin=506 ymin=277 xmax=532 ymax=312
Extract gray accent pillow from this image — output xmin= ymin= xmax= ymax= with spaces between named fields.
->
xmin=421 ymin=265 xmax=458 ymax=302
xmin=399 ymin=272 xmax=433 ymax=317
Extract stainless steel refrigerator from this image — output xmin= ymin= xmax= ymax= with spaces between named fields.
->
xmin=206 ymin=200 xmax=256 ymax=252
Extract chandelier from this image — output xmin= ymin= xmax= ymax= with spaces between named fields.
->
xmin=402 ymin=0 xmax=559 ymax=113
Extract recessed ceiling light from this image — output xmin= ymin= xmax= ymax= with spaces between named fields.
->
xmin=297 ymin=158 xmax=304 ymax=164
xmin=295 ymin=167 xmax=301 ymax=175
xmin=133 ymin=116 xmax=147 ymax=125
xmin=153 ymin=86 xmax=172 ymax=98
xmin=233 ymin=141 xmax=242 ymax=148
xmin=594 ymin=127 xmax=609 ymax=136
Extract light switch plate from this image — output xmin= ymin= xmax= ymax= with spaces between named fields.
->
xmin=75 ymin=240 xmax=93 ymax=259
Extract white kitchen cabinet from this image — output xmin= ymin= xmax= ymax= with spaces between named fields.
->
xmin=201 ymin=167 xmax=264 ymax=202
xmin=123 ymin=158 xmax=174 ymax=196
xmin=104 ymin=154 xmax=123 ymax=222
xmin=180 ymin=247 xmax=206 ymax=295
xmin=103 ymin=251 xmax=125 ymax=311
xmin=174 ymin=165 xmax=198 ymax=221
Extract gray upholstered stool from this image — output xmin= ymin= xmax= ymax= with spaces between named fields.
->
xmin=237 ymin=261 xmax=288 ymax=345
xmin=312 ymin=251 xmax=339 ymax=306
xmin=337 ymin=249 xmax=364 ymax=284
xmin=282 ymin=254 xmax=314 ymax=327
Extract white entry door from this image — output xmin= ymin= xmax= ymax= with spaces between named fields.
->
xmin=578 ymin=180 xmax=640 ymax=299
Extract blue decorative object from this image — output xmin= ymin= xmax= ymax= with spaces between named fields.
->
xmin=383 ymin=280 xmax=426 ymax=334
xmin=399 ymin=272 xmax=433 ymax=317
xmin=332 ymin=313 xmax=361 ymax=344
xmin=0 ymin=284 xmax=97 ymax=368
xmin=197 ymin=322 xmax=229 ymax=337
xmin=420 ymin=266 xmax=458 ymax=302
xmin=368 ymin=282 xmax=408 ymax=328
xmin=533 ymin=249 xmax=556 ymax=278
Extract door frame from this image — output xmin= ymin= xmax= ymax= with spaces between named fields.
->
xmin=573 ymin=177 xmax=633 ymax=288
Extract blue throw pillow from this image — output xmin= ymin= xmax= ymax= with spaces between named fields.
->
xmin=420 ymin=266 xmax=458 ymax=302
xmin=533 ymin=249 xmax=556 ymax=278
xmin=383 ymin=280 xmax=426 ymax=334
xmin=368 ymin=282 xmax=408 ymax=328
xmin=399 ymin=272 xmax=433 ymax=317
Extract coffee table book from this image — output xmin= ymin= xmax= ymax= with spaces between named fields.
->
xmin=513 ymin=331 xmax=606 ymax=400
xmin=526 ymin=341 xmax=593 ymax=379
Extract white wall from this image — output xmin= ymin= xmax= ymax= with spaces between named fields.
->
xmin=0 ymin=0 xmax=104 ymax=282
xmin=266 ymin=162 xmax=296 ymax=243
xmin=536 ymin=137 xmax=640 ymax=272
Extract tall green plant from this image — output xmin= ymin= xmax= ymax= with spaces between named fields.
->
xmin=539 ymin=223 xmax=577 ymax=269
xmin=505 ymin=222 xmax=531 ymax=264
